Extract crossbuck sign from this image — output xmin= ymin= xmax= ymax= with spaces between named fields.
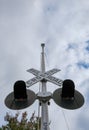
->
xmin=26 ymin=68 xmax=62 ymax=87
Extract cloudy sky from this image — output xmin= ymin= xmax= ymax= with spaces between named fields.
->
xmin=0 ymin=0 xmax=89 ymax=130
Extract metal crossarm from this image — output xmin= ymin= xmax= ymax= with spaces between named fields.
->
xmin=46 ymin=75 xmax=62 ymax=86
xmin=26 ymin=76 xmax=43 ymax=87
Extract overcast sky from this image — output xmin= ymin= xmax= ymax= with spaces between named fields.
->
xmin=0 ymin=0 xmax=89 ymax=130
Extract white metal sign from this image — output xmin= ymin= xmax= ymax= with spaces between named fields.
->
xmin=26 ymin=68 xmax=62 ymax=87
xmin=26 ymin=76 xmax=43 ymax=87
xmin=46 ymin=75 xmax=62 ymax=86
xmin=27 ymin=68 xmax=60 ymax=77
xmin=27 ymin=68 xmax=40 ymax=76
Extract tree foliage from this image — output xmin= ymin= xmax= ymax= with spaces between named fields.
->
xmin=0 ymin=112 xmax=41 ymax=130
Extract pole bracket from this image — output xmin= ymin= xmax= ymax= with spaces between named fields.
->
xmin=37 ymin=92 xmax=52 ymax=102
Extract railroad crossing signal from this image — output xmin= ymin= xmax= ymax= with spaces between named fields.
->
xmin=5 ymin=43 xmax=84 ymax=130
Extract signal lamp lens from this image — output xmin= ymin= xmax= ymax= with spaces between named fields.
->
xmin=61 ymin=79 xmax=75 ymax=100
xmin=14 ymin=80 xmax=27 ymax=101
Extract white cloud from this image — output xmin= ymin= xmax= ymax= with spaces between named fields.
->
xmin=0 ymin=0 xmax=89 ymax=130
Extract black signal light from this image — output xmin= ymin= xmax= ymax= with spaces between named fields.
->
xmin=14 ymin=80 xmax=27 ymax=101
xmin=61 ymin=79 xmax=75 ymax=99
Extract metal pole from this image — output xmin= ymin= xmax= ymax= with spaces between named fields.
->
xmin=40 ymin=43 xmax=49 ymax=130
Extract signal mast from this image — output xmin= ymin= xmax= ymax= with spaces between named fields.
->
xmin=40 ymin=43 xmax=50 ymax=130
xmin=5 ymin=44 xmax=84 ymax=130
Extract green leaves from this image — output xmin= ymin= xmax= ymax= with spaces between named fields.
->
xmin=1 ymin=112 xmax=41 ymax=130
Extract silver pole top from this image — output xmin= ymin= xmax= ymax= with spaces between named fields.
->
xmin=41 ymin=43 xmax=45 ymax=53
xmin=41 ymin=43 xmax=45 ymax=47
